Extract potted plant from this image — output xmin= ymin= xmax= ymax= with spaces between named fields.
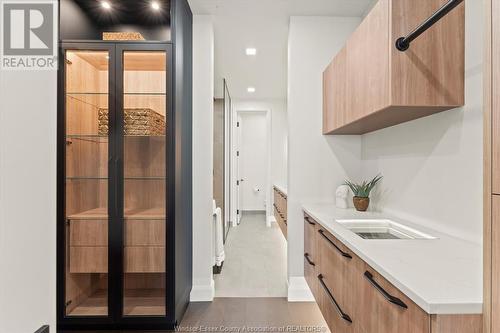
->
xmin=344 ymin=175 xmax=383 ymax=212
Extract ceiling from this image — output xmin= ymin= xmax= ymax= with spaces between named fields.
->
xmin=187 ymin=0 xmax=373 ymax=100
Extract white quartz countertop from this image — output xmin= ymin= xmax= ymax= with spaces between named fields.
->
xmin=273 ymin=184 xmax=287 ymax=196
xmin=302 ymin=203 xmax=482 ymax=315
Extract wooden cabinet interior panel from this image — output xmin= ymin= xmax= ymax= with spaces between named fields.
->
xmin=430 ymin=314 xmax=482 ymax=333
xmin=124 ymin=180 xmax=166 ymax=215
xmin=390 ymin=0 xmax=465 ymax=107
xmin=124 ymin=246 xmax=165 ymax=273
xmin=65 ymin=273 xmax=104 ymax=315
xmin=124 ymin=137 xmax=166 ymax=178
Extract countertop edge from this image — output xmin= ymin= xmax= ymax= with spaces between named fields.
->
xmin=302 ymin=205 xmax=483 ymax=315
xmin=273 ymin=184 xmax=287 ymax=196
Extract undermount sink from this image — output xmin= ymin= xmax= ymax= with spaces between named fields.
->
xmin=336 ymin=219 xmax=436 ymax=240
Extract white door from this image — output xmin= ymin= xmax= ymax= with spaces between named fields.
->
xmin=238 ymin=112 xmax=268 ymax=216
xmin=236 ymin=114 xmax=242 ymax=224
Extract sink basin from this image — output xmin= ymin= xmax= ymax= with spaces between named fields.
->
xmin=336 ymin=219 xmax=436 ymax=240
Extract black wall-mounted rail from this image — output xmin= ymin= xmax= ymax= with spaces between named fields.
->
xmin=395 ymin=0 xmax=464 ymax=51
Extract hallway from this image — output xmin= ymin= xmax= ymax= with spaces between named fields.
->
xmin=214 ymin=212 xmax=287 ymax=297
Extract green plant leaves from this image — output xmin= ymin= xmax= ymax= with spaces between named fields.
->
xmin=344 ymin=174 xmax=383 ymax=198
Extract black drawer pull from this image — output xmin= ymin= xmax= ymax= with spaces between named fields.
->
xmin=318 ymin=274 xmax=352 ymax=323
xmin=318 ymin=229 xmax=352 ymax=259
xmin=305 ymin=216 xmax=316 ymax=225
xmin=304 ymin=253 xmax=315 ymax=266
xmin=364 ymin=271 xmax=408 ymax=309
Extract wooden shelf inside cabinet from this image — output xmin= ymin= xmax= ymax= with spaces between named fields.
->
xmin=68 ymin=207 xmax=166 ymax=220
xmin=323 ymin=0 xmax=465 ymax=135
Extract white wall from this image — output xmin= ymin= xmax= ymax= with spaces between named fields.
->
xmin=239 ymin=112 xmax=268 ymax=211
xmin=360 ymin=0 xmax=483 ymax=243
xmin=0 ymin=72 xmax=57 ymax=330
xmin=191 ymin=15 xmax=215 ymax=301
xmin=287 ymin=16 xmax=362 ymax=299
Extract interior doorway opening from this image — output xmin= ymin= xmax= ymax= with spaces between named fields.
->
xmin=213 ymin=108 xmax=287 ymax=298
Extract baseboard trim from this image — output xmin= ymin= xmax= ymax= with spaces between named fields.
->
xmin=190 ymin=279 xmax=215 ymax=302
xmin=267 ymin=215 xmax=275 ymax=227
xmin=288 ymin=276 xmax=314 ymax=302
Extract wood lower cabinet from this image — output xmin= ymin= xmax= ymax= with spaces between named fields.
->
xmin=360 ymin=267 xmax=429 ymax=333
xmin=304 ymin=214 xmax=482 ymax=333
xmin=273 ymin=186 xmax=287 ymax=238
xmin=304 ymin=216 xmax=318 ymax=299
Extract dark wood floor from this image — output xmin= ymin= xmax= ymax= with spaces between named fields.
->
xmin=63 ymin=298 xmax=329 ymax=333
xmin=181 ymin=298 xmax=328 ymax=329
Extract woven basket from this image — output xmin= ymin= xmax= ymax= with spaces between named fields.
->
xmin=98 ymin=108 xmax=166 ymax=136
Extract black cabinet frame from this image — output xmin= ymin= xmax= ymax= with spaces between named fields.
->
xmin=56 ymin=41 xmax=176 ymax=331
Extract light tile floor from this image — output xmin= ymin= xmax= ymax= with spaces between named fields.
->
xmin=214 ymin=211 xmax=288 ymax=297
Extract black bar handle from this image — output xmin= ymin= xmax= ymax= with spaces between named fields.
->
xmin=395 ymin=0 xmax=464 ymax=51
xmin=305 ymin=216 xmax=316 ymax=225
xmin=318 ymin=274 xmax=352 ymax=323
xmin=318 ymin=229 xmax=352 ymax=259
xmin=304 ymin=253 xmax=315 ymax=266
xmin=364 ymin=271 xmax=408 ymax=309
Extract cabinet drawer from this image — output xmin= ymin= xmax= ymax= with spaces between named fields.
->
xmin=125 ymin=220 xmax=165 ymax=246
xmin=318 ymin=228 xmax=366 ymax=330
xmin=274 ymin=205 xmax=287 ymax=238
xmin=70 ymin=246 xmax=107 ymax=273
xmin=304 ymin=215 xmax=318 ymax=300
xmin=317 ymin=273 xmax=359 ymax=333
xmin=70 ymin=220 xmax=108 ymax=246
xmin=124 ymin=246 xmax=165 ymax=273
xmin=359 ymin=266 xmax=429 ymax=333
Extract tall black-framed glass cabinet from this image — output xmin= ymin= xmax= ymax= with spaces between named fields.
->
xmin=57 ymin=0 xmax=192 ymax=331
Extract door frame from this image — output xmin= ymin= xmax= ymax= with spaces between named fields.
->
xmin=230 ymin=109 xmax=272 ymax=227
xmin=57 ymin=41 xmax=175 ymax=331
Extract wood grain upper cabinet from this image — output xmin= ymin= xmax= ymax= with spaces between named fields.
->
xmin=323 ymin=0 xmax=465 ymax=135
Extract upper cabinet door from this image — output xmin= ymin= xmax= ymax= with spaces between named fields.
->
xmin=323 ymin=0 xmax=465 ymax=135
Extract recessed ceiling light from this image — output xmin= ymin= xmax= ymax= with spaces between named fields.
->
xmin=151 ymin=1 xmax=160 ymax=10
xmin=101 ymin=1 xmax=111 ymax=9
xmin=245 ymin=48 xmax=257 ymax=56
xmin=247 ymin=87 xmax=256 ymax=93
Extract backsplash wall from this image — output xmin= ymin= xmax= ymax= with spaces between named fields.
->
xmin=360 ymin=0 xmax=483 ymax=243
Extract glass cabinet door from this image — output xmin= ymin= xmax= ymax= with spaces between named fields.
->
xmin=122 ymin=51 xmax=167 ymax=316
xmin=64 ymin=50 xmax=110 ymax=316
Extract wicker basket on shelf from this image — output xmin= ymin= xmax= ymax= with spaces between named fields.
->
xmin=98 ymin=108 xmax=166 ymax=136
